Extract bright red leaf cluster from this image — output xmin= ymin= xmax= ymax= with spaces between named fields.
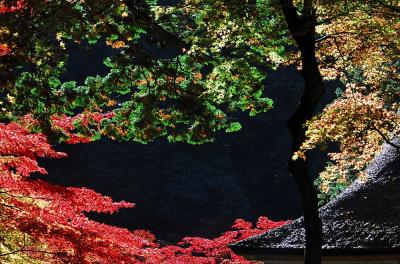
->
xmin=0 ymin=43 xmax=10 ymax=56
xmin=0 ymin=122 xmax=148 ymax=263
xmin=0 ymin=0 xmax=25 ymax=14
xmin=157 ymin=217 xmax=290 ymax=263
xmin=0 ymin=119 xmax=289 ymax=263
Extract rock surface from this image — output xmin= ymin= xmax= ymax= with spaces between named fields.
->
xmin=231 ymin=138 xmax=400 ymax=252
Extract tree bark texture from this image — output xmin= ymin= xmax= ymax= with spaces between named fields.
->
xmin=280 ymin=1 xmax=324 ymax=263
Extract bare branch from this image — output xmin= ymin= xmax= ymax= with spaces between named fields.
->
xmin=371 ymin=124 xmax=400 ymax=150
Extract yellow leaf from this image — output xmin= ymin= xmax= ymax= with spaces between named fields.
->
xmin=112 ymin=41 xmax=126 ymax=49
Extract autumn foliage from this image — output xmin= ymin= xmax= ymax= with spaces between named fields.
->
xmin=0 ymin=0 xmax=25 ymax=57
xmin=0 ymin=119 xmax=288 ymax=263
xmin=0 ymin=121 xmax=141 ymax=263
xmin=0 ymin=1 xmax=293 ymax=262
xmin=294 ymin=1 xmax=400 ymax=203
xmin=0 ymin=0 xmax=25 ymax=14
xmin=2 ymin=0 xmax=398 ymax=262
xmin=0 ymin=43 xmax=10 ymax=56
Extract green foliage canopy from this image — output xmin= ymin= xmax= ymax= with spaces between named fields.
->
xmin=0 ymin=0 xmax=288 ymax=144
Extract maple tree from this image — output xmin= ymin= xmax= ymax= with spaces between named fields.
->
xmin=0 ymin=120 xmax=288 ymax=262
xmin=294 ymin=0 xmax=400 ymax=204
xmin=0 ymin=4 xmax=289 ymax=263
xmin=1 ymin=0 xmax=399 ymax=263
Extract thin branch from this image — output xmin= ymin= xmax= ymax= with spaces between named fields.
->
xmin=316 ymin=31 xmax=365 ymax=42
xmin=0 ymin=248 xmax=62 ymax=257
xmin=371 ymin=124 xmax=400 ymax=150
xmin=376 ymin=0 xmax=400 ymax=13
xmin=0 ymin=190 xmax=51 ymax=201
xmin=303 ymin=0 xmax=313 ymax=16
xmin=0 ymin=202 xmax=24 ymax=211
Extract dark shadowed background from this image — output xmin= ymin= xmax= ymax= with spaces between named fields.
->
xmin=39 ymin=42 xmax=337 ymax=243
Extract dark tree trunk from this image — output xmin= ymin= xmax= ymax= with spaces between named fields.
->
xmin=280 ymin=1 xmax=324 ymax=263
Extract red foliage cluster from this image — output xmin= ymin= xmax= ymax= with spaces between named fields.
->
xmin=0 ymin=122 xmax=149 ymax=263
xmin=158 ymin=217 xmax=290 ymax=263
xmin=0 ymin=0 xmax=26 ymax=14
xmin=51 ymin=112 xmax=114 ymax=144
xmin=0 ymin=120 xmax=289 ymax=263
xmin=20 ymin=112 xmax=114 ymax=144
xmin=0 ymin=43 xmax=11 ymax=56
